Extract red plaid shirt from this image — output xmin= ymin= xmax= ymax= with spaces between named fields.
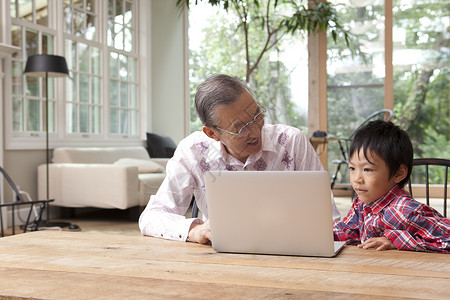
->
xmin=333 ymin=185 xmax=450 ymax=253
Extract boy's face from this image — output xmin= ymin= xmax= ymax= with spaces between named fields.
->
xmin=349 ymin=148 xmax=404 ymax=204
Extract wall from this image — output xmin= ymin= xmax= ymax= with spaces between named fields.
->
xmin=149 ymin=0 xmax=188 ymax=143
xmin=1 ymin=0 xmax=187 ymax=214
xmin=3 ymin=150 xmax=46 ymax=203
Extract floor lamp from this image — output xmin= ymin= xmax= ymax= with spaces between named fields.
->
xmin=24 ymin=54 xmax=72 ymax=229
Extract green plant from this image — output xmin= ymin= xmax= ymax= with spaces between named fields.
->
xmin=177 ymin=0 xmax=352 ymax=82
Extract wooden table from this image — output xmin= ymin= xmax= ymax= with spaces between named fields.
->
xmin=0 ymin=231 xmax=449 ymax=299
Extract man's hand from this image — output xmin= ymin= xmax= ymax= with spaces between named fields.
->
xmin=357 ymin=237 xmax=395 ymax=251
xmin=188 ymin=219 xmax=211 ymax=244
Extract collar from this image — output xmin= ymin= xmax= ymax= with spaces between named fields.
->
xmin=244 ymin=126 xmax=278 ymax=164
xmin=259 ymin=125 xmax=278 ymax=154
xmin=363 ymin=185 xmax=403 ymax=214
xmin=204 ymin=125 xmax=278 ymax=166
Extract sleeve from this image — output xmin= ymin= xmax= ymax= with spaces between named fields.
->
xmin=333 ymin=201 xmax=362 ymax=244
xmin=383 ymin=208 xmax=450 ymax=253
xmin=138 ymin=144 xmax=200 ymax=242
xmin=293 ymin=128 xmax=325 ymax=172
xmin=291 ymin=128 xmax=341 ymax=222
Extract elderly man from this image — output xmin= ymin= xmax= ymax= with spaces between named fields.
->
xmin=139 ymin=74 xmax=340 ymax=244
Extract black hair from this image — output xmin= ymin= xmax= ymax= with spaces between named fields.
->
xmin=349 ymin=120 xmax=413 ymax=187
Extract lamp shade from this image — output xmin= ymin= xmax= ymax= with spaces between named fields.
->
xmin=24 ymin=54 xmax=69 ymax=78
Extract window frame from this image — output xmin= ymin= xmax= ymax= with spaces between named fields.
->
xmin=4 ymin=0 xmax=144 ymax=150
xmin=309 ymin=0 xmax=394 ymax=169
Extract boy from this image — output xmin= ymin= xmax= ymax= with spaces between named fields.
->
xmin=333 ymin=120 xmax=450 ymax=253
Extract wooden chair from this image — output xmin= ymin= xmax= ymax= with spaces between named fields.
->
xmin=407 ymin=158 xmax=449 ymax=217
xmin=0 ymin=166 xmax=54 ymax=237
xmin=330 ymin=109 xmax=394 ymax=192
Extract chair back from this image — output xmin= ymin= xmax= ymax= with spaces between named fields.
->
xmin=0 ymin=167 xmax=26 ymax=202
xmin=407 ymin=158 xmax=449 ymax=217
xmin=0 ymin=166 xmax=54 ymax=237
xmin=331 ymin=109 xmax=393 ymax=190
xmin=348 ymin=109 xmax=394 ymax=140
xmin=0 ymin=166 xmax=26 ymax=236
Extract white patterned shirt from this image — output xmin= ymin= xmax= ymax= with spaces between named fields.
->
xmin=139 ymin=124 xmax=341 ymax=241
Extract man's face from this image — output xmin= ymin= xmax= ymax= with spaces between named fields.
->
xmin=208 ymin=91 xmax=264 ymax=163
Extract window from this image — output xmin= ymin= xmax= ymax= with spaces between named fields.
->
xmin=326 ymin=0 xmax=386 ymax=186
xmin=187 ymin=0 xmax=448 ymax=188
xmin=327 ymin=0 xmax=385 ymax=136
xmin=108 ymin=52 xmax=138 ymax=135
xmin=107 ymin=0 xmax=138 ymax=136
xmin=8 ymin=0 xmax=140 ymax=148
xmin=392 ymin=0 xmax=449 ymax=184
xmin=64 ymin=0 xmax=97 ymax=40
xmin=10 ymin=0 xmax=49 ymax=26
xmin=65 ymin=41 xmax=102 ymax=135
xmin=327 ymin=0 xmax=449 ymax=186
xmin=188 ymin=2 xmax=309 ymax=134
xmin=107 ymin=0 xmax=134 ymax=52
xmin=10 ymin=0 xmax=55 ymax=139
xmin=392 ymin=0 xmax=449 ymax=161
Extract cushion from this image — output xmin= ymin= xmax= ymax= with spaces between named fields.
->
xmin=146 ymin=133 xmax=177 ymax=158
xmin=138 ymin=173 xmax=167 ymax=206
xmin=53 ymin=147 xmax=150 ymax=164
xmin=113 ymin=158 xmax=164 ymax=173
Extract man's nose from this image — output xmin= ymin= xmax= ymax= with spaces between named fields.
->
xmin=248 ymin=119 xmax=263 ymax=136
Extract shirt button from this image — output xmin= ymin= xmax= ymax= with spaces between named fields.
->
xmin=161 ymin=234 xmax=163 ymax=237
xmin=179 ymin=234 xmax=182 ymax=239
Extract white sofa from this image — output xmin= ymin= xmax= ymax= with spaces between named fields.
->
xmin=37 ymin=146 xmax=169 ymax=210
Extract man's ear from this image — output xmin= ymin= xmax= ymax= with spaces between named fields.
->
xmin=394 ymin=164 xmax=408 ymax=184
xmin=203 ymin=126 xmax=220 ymax=141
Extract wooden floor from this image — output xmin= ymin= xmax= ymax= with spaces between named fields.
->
xmin=2 ymin=196 xmax=447 ymax=238
xmin=2 ymin=208 xmax=141 ymax=237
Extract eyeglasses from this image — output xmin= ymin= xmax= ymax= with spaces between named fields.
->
xmin=213 ymin=103 xmax=266 ymax=138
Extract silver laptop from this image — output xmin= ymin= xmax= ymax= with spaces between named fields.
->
xmin=204 ymin=171 xmax=345 ymax=257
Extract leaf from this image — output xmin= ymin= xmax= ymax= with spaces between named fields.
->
xmin=182 ymin=0 xmax=355 ymax=80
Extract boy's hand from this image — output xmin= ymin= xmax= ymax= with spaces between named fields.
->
xmin=357 ymin=237 xmax=396 ymax=251
xmin=188 ymin=219 xmax=211 ymax=244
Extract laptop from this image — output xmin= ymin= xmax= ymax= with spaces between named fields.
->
xmin=204 ymin=171 xmax=346 ymax=257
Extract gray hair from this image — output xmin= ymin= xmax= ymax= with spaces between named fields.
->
xmin=194 ymin=74 xmax=252 ymax=126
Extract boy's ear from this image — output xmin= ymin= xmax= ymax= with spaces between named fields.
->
xmin=394 ymin=164 xmax=408 ymax=184
xmin=203 ymin=126 xmax=221 ymax=142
